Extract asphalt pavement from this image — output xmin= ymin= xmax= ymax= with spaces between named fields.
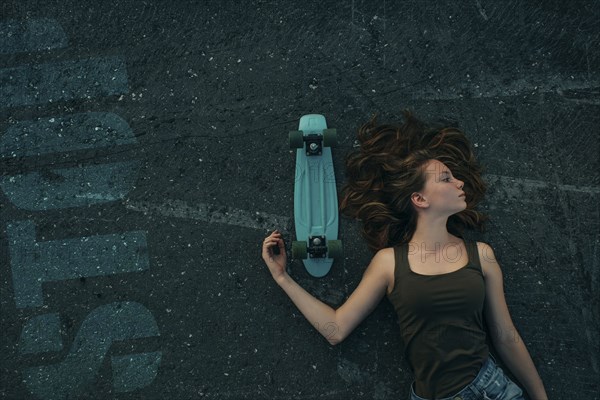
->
xmin=0 ymin=1 xmax=598 ymax=399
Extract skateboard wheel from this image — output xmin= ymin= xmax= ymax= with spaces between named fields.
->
xmin=292 ymin=240 xmax=308 ymax=259
xmin=289 ymin=130 xmax=304 ymax=149
xmin=322 ymin=129 xmax=337 ymax=147
xmin=327 ymin=240 xmax=343 ymax=259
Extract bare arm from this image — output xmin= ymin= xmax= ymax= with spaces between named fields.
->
xmin=479 ymin=242 xmax=548 ymax=399
xmin=262 ymin=230 xmax=393 ymax=345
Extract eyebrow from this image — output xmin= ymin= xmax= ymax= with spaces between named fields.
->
xmin=440 ymin=170 xmax=451 ymax=175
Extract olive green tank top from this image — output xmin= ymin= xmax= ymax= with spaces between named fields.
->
xmin=386 ymin=239 xmax=489 ymax=399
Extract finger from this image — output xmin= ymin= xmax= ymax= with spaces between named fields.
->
xmin=266 ymin=244 xmax=276 ymax=260
xmin=265 ymin=240 xmax=280 ymax=250
xmin=266 ymin=238 xmax=280 ymax=246
xmin=272 ymin=239 xmax=281 ymax=255
xmin=262 ymin=246 xmax=272 ymax=260
xmin=262 ymin=247 xmax=275 ymax=262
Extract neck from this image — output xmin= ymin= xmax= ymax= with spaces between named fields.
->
xmin=409 ymin=214 xmax=458 ymax=252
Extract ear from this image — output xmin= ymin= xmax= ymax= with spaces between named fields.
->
xmin=411 ymin=192 xmax=429 ymax=209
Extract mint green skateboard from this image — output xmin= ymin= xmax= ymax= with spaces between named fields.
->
xmin=289 ymin=114 xmax=342 ymax=277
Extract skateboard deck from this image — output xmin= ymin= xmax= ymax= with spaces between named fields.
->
xmin=290 ymin=114 xmax=341 ymax=277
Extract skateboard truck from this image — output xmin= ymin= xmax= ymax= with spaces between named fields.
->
xmin=307 ymin=235 xmax=327 ymax=258
xmin=289 ymin=128 xmax=336 ymax=157
xmin=304 ymin=134 xmax=322 ymax=156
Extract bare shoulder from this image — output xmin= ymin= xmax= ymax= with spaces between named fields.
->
xmin=475 ymin=241 xmax=497 ymax=278
xmin=366 ymin=247 xmax=395 ymax=295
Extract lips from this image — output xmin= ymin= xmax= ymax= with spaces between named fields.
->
xmin=459 ymin=193 xmax=465 ymax=197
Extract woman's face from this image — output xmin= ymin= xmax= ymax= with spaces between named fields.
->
xmin=412 ymin=159 xmax=467 ymax=214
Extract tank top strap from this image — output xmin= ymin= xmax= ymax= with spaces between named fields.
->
xmin=393 ymin=242 xmax=410 ymax=278
xmin=464 ymin=240 xmax=482 ymax=271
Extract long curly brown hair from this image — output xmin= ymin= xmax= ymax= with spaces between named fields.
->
xmin=339 ymin=109 xmax=489 ymax=253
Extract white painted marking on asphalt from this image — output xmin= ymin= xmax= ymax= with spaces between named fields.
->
xmin=123 ymin=199 xmax=291 ymax=231
xmin=75 ymin=194 xmax=122 ymax=201
xmin=410 ymin=74 xmax=599 ymax=102
xmin=123 ymin=174 xmax=597 ymax=229
xmin=0 ymin=113 xmax=136 ymax=158
xmin=0 ymin=18 xmax=67 ymax=54
xmin=485 ymin=174 xmax=600 ymax=195
xmin=0 ymin=57 xmax=128 ymax=109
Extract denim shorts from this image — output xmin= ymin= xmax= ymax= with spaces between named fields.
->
xmin=409 ymin=354 xmax=525 ymax=400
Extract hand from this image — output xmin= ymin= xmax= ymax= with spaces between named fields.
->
xmin=262 ymin=230 xmax=287 ymax=281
